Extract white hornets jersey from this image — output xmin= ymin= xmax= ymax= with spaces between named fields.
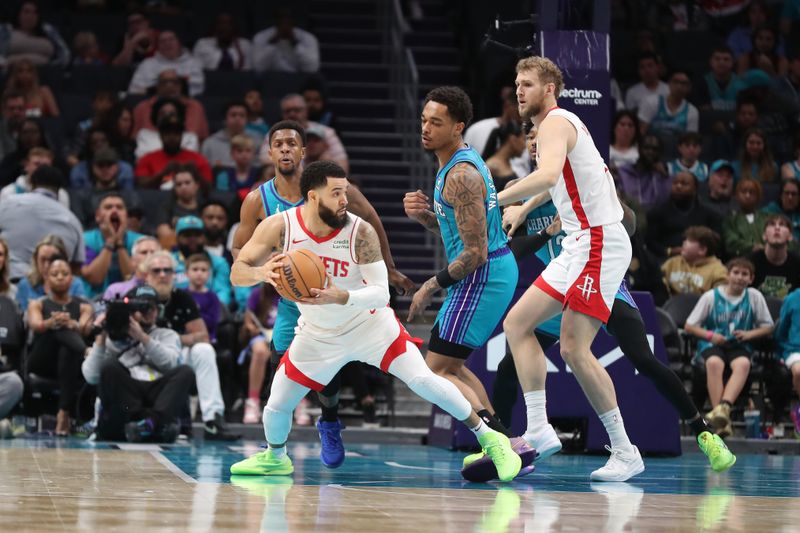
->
xmin=281 ymin=206 xmax=377 ymax=333
xmin=538 ymin=107 xmax=623 ymax=233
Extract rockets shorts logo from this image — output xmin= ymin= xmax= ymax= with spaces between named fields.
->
xmin=576 ymin=273 xmax=597 ymax=301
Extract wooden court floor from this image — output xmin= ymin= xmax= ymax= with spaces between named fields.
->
xmin=1 ymin=438 xmax=798 ymax=532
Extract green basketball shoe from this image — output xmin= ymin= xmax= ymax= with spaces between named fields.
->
xmin=230 ymin=449 xmax=294 ymax=476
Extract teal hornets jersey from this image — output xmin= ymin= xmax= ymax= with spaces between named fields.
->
xmin=696 ymin=287 xmax=755 ymax=359
xmin=525 ymin=200 xmax=565 ymax=266
xmin=432 ymin=147 xmax=508 ymax=263
xmin=259 ymin=178 xmax=304 ymax=352
xmin=259 ymin=178 xmax=304 ymax=217
xmin=525 ymin=200 xmax=565 ymax=338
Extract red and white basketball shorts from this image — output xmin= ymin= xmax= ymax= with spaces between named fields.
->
xmin=279 ymin=307 xmax=422 ymax=391
xmin=534 ymin=221 xmax=631 ymax=324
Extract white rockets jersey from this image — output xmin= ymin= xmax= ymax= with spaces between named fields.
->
xmin=281 ymin=206 xmax=376 ymax=333
xmin=537 ymin=107 xmax=623 ymax=233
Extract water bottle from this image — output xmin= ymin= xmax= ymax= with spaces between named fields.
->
xmin=744 ymin=409 xmax=761 ymax=438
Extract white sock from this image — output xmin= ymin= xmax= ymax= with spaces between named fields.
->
xmin=524 ymin=390 xmax=548 ymax=433
xmin=599 ymin=407 xmax=633 ymax=451
xmin=268 ymin=444 xmax=286 ymax=458
xmin=470 ymin=419 xmax=492 ymax=438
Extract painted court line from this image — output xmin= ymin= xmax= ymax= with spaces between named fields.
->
xmin=150 ymin=451 xmax=197 ymax=484
xmin=384 ymin=461 xmax=451 ymax=472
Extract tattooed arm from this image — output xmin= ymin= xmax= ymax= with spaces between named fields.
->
xmin=408 ymin=163 xmax=488 ymax=320
xmin=230 ymin=213 xmax=286 ymax=287
xmin=302 ymin=221 xmax=390 ymax=308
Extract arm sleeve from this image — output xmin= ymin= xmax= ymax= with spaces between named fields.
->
xmin=143 ymin=328 xmax=182 ymax=372
xmin=346 ymin=260 xmax=390 ymax=310
xmin=686 ymin=291 xmax=713 ymax=327
xmin=508 ymin=230 xmax=552 ymax=261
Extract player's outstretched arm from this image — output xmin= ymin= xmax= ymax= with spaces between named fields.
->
xmin=497 ymin=116 xmax=572 ymax=206
xmin=347 ymin=184 xmax=416 ymax=294
xmin=407 ymin=163 xmax=488 ymax=321
xmin=231 ymin=189 xmax=264 ymax=260
xmin=231 ymin=214 xmax=286 ymax=288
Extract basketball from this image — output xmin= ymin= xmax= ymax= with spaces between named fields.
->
xmin=274 ymin=249 xmax=327 ymax=302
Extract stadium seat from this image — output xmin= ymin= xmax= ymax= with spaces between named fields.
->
xmin=203 ymin=70 xmax=258 ymax=98
xmin=68 ymin=65 xmax=132 ymax=95
xmin=259 ymin=72 xmax=312 ymax=99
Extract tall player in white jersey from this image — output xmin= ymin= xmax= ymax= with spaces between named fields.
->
xmin=229 ymin=161 xmax=522 ymax=481
xmin=497 ymin=56 xmax=645 ymax=481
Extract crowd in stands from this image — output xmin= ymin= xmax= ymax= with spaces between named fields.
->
xmin=0 ymin=1 xmax=378 ymax=442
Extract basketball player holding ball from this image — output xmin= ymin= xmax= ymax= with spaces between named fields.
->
xmin=230 ymin=160 xmax=523 ymax=481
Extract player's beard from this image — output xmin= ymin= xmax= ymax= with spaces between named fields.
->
xmin=318 ymin=202 xmax=348 ymax=229
xmin=277 ymin=161 xmax=297 ymax=177
xmin=520 ymin=89 xmax=546 ymax=120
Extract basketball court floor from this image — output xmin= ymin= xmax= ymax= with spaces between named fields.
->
xmin=2 ymin=436 xmax=799 ymax=532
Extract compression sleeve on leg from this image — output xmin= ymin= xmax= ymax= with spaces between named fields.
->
xmin=264 ymin=366 xmax=312 ymax=446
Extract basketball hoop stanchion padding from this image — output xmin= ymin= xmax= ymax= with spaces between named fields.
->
xmin=427 ymin=256 xmax=682 ymax=456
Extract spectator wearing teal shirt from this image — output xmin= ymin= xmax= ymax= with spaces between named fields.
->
xmin=81 ymin=194 xmax=144 ymax=299
xmin=171 ymin=216 xmax=232 ymax=307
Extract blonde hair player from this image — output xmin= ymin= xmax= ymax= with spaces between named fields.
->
xmin=498 ymin=56 xmax=644 ymax=481
xmin=229 ymin=160 xmax=522 ymax=481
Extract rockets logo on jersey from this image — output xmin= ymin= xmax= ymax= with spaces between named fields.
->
xmin=321 ymin=256 xmax=349 ymax=277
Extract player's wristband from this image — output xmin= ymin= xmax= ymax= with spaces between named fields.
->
xmin=705 ymin=330 xmax=714 ymax=341
xmin=435 ymin=268 xmax=458 ymax=289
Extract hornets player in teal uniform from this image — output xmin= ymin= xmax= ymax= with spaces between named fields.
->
xmin=233 ymin=121 xmax=415 ymax=469
xmin=487 ymin=125 xmax=735 ymax=471
xmin=404 ymin=87 xmax=520 ymax=440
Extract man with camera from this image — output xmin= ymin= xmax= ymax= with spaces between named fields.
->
xmin=82 ymin=285 xmax=194 ymax=443
xmin=144 ymin=250 xmax=238 ymax=440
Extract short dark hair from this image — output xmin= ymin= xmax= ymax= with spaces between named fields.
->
xmin=764 ymin=213 xmax=792 ymax=230
xmin=301 ymin=160 xmax=347 ymax=200
xmin=201 ymin=200 xmax=229 ymax=218
xmin=684 ymin=226 xmax=721 ymax=256
xmin=637 ymin=52 xmax=660 ymax=65
xmin=267 ymin=120 xmax=306 ymax=146
xmin=423 ymin=86 xmax=473 ymax=127
xmin=669 ymin=68 xmax=692 ymax=81
xmin=726 ymin=257 xmax=755 ymax=276
xmin=96 ymin=192 xmax=127 ymax=210
xmin=224 ymin=101 xmax=247 ymax=116
xmin=711 ymin=44 xmax=734 ymax=57
xmin=30 ymin=165 xmax=63 ymax=190
xmin=151 ymin=96 xmax=186 ymax=127
xmin=186 ymin=252 xmax=212 ymax=268
xmin=677 ymin=132 xmax=702 ymax=146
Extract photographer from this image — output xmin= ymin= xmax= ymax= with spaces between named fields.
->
xmin=144 ymin=251 xmax=238 ymax=440
xmin=82 ymin=285 xmax=193 ymax=443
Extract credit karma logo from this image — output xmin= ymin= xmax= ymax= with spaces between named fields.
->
xmin=561 ymin=87 xmax=602 ymax=106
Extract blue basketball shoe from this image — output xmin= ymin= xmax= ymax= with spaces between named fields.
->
xmin=317 ymin=419 xmax=345 ymax=468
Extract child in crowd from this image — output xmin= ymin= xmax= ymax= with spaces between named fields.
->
xmin=667 ymin=132 xmax=708 ymax=181
xmin=662 ymin=226 xmax=728 ymax=296
xmin=685 ymin=258 xmax=774 ymax=438
xmin=215 ymin=135 xmax=262 ymax=202
xmin=185 ymin=253 xmax=220 ymax=344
